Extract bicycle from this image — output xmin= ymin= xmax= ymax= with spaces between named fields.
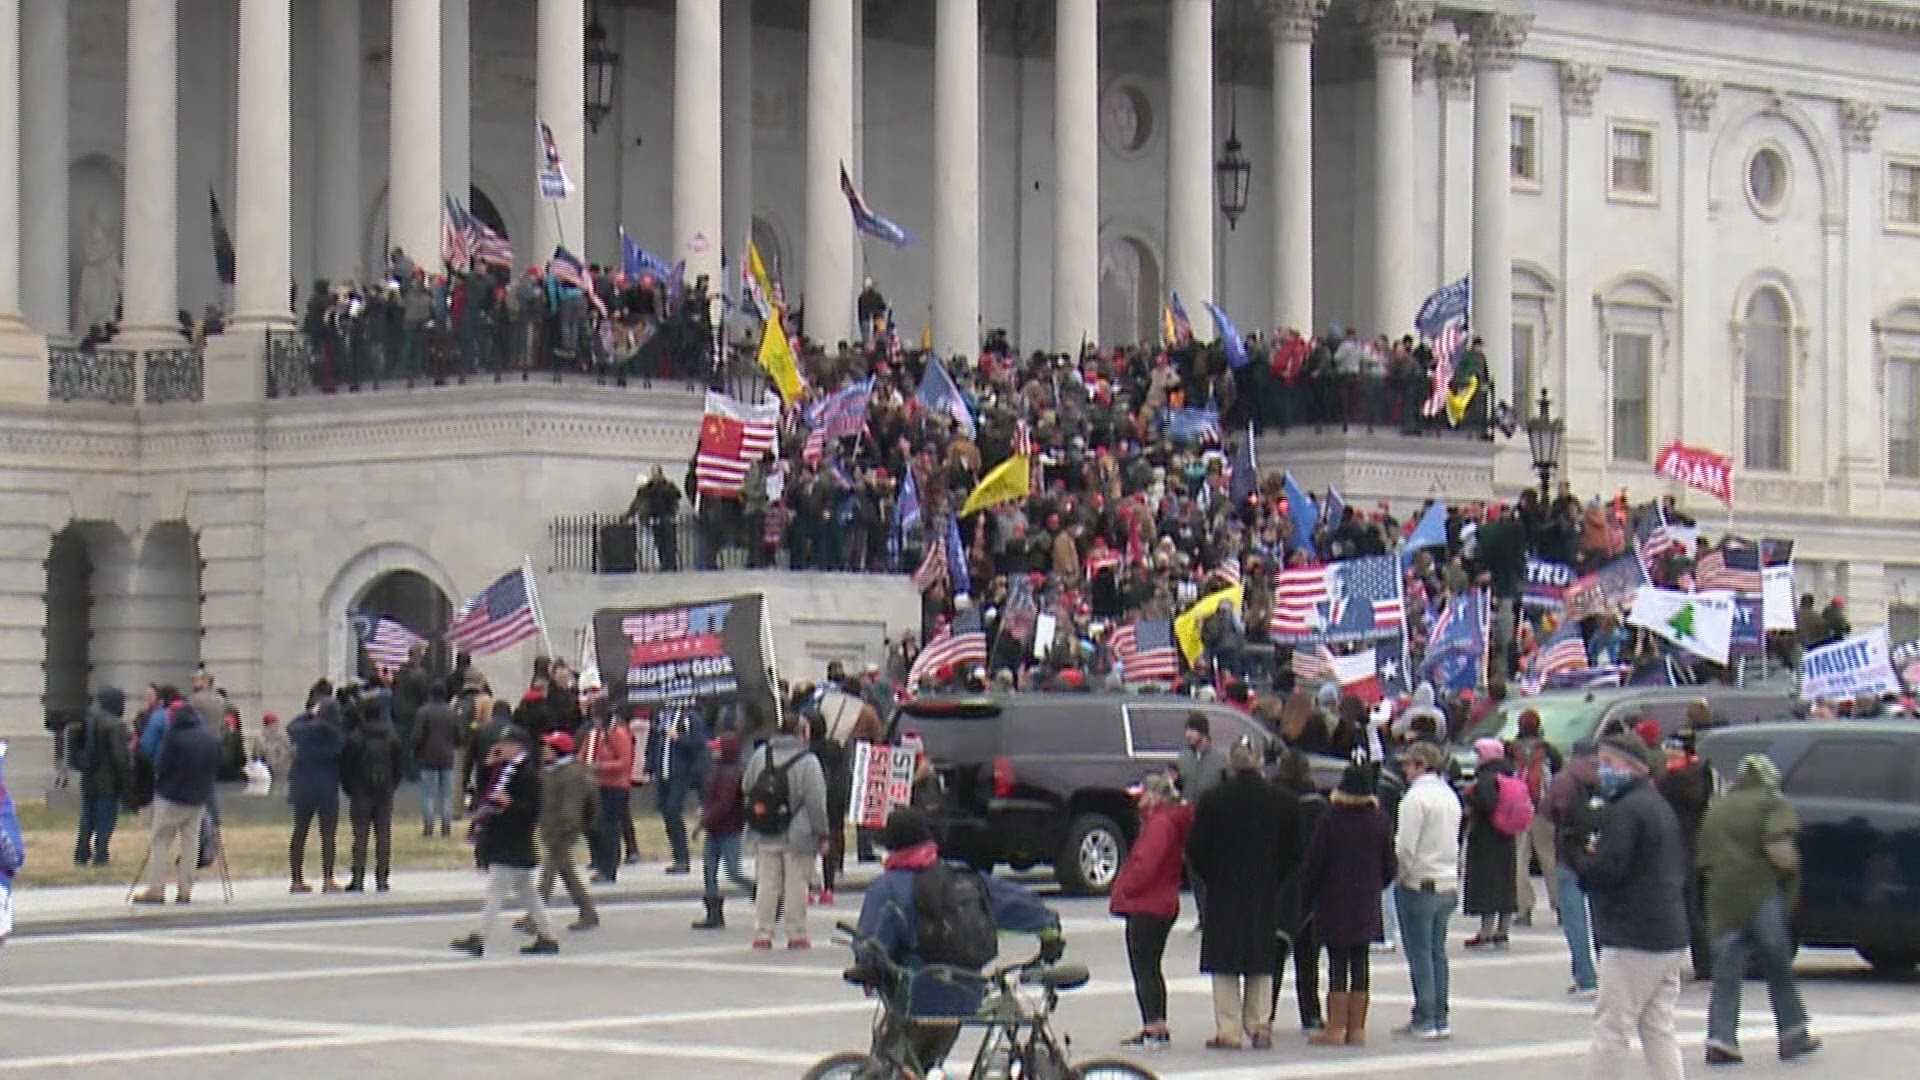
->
xmin=803 ymin=921 xmax=1159 ymax=1080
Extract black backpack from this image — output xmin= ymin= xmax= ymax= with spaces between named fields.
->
xmin=65 ymin=718 xmax=92 ymax=773
xmin=357 ymin=730 xmax=397 ymax=795
xmin=744 ymin=745 xmax=804 ymax=836
xmin=912 ymin=860 xmax=999 ymax=969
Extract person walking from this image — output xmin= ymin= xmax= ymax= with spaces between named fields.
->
xmin=1697 ymin=753 xmax=1821 ymax=1066
xmin=1659 ymin=726 xmax=1715 ymax=981
xmin=341 ymin=693 xmax=403 ymax=893
xmin=529 ymin=731 xmax=599 ymax=932
xmin=451 ymin=727 xmax=560 ymax=957
xmin=1510 ymin=709 xmax=1564 ymax=926
xmin=808 ymin=713 xmax=852 ymax=904
xmin=1110 ymin=772 xmax=1194 ymax=1049
xmin=692 ymin=731 xmax=756 ymax=930
xmin=74 ymin=687 xmax=132 ymax=867
xmin=1544 ymin=739 xmax=1605 ymax=998
xmin=1301 ymin=763 xmax=1397 ymax=1047
xmin=131 ymin=699 xmax=222 ymax=905
xmin=412 ymin=681 xmax=463 ymax=838
xmin=1185 ymin=737 xmax=1300 ymax=1051
xmin=1270 ymin=750 xmax=1328 ymax=1035
xmin=646 ymin=704 xmax=712 ymax=876
xmin=1573 ymin=731 xmax=1691 ymax=1080
xmin=742 ymin=709 xmax=829 ymax=949
xmin=1463 ymin=737 xmax=1520 ymax=948
xmin=1392 ymin=741 xmax=1462 ymax=1041
xmin=287 ymin=683 xmax=346 ymax=893
xmin=580 ymin=699 xmax=636 ymax=882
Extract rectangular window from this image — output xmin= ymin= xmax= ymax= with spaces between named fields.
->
xmin=1890 ymin=604 xmax=1920 ymax=647
xmin=1891 ymin=358 xmax=1920 ymax=478
xmin=1890 ymin=161 xmax=1920 ymax=227
xmin=1611 ymin=332 xmax=1653 ymax=462
xmin=1609 ymin=123 xmax=1656 ymax=202
xmin=1511 ymin=112 xmax=1540 ymax=188
xmin=1511 ymin=322 xmax=1537 ymax=419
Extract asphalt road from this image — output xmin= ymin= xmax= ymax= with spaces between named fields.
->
xmin=3 ymin=890 xmax=1918 ymax=1079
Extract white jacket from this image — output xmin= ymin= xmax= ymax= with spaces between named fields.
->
xmin=1395 ymin=772 xmax=1463 ymax=893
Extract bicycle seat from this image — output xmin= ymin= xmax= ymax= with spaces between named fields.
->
xmin=1025 ymin=963 xmax=1090 ymax=991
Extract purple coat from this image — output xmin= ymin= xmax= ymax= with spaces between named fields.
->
xmin=1299 ymin=795 xmax=1398 ymax=948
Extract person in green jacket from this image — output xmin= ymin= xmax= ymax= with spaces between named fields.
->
xmin=1696 ymin=754 xmax=1821 ymax=1066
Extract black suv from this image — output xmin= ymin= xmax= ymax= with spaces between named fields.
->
xmin=888 ymin=694 xmax=1344 ymax=895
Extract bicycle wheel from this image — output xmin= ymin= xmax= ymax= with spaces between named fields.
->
xmin=1069 ymin=1059 xmax=1162 ymax=1080
xmin=800 ymin=1051 xmax=892 ymax=1080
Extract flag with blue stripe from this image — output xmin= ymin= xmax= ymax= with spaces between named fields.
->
xmin=916 ymin=357 xmax=976 ymax=438
xmin=1283 ymin=472 xmax=1318 ymax=557
xmin=1203 ymin=301 xmax=1249 ymax=369
xmin=946 ymin=513 xmax=970 ymax=598
xmin=620 ymin=228 xmax=676 ymax=283
xmin=1165 ymin=407 xmax=1221 ymax=443
xmin=840 ymin=164 xmax=914 ymax=247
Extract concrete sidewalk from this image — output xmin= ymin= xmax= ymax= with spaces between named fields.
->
xmin=9 ymin=859 xmax=880 ymax=938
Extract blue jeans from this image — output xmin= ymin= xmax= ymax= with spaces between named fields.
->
xmin=75 ymin=793 xmax=120 ymax=863
xmin=702 ymin=832 xmax=754 ymax=897
xmin=1707 ymin=890 xmax=1810 ymax=1052
xmin=592 ymin=786 xmax=630 ymax=879
xmin=659 ymin=775 xmax=694 ymax=867
xmin=1380 ymin=884 xmax=1400 ymax=947
xmin=1395 ymin=885 xmax=1457 ymax=1031
xmin=418 ymin=768 xmax=454 ymax=830
xmin=1555 ymin=864 xmax=1597 ymax=991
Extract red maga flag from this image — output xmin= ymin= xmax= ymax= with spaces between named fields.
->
xmin=1654 ymin=441 xmax=1733 ymax=505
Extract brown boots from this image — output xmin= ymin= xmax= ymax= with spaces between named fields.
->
xmin=1308 ymin=992 xmax=1370 ymax=1046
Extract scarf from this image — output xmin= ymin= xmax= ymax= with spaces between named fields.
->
xmin=466 ymin=751 xmax=525 ymax=841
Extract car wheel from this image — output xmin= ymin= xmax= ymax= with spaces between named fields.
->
xmin=1058 ymin=812 xmax=1127 ymax=896
xmin=1858 ymin=947 xmax=1920 ymax=975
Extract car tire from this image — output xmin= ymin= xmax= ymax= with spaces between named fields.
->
xmin=1858 ymin=947 xmax=1920 ymax=976
xmin=1057 ymin=812 xmax=1127 ymax=896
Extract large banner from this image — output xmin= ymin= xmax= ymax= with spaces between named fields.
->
xmin=1564 ymin=552 xmax=1652 ymax=621
xmin=850 ymin=741 xmax=918 ymax=830
xmin=1655 ymin=441 xmax=1734 ymax=504
xmin=1801 ymin=629 xmax=1901 ymax=702
xmin=592 ymin=594 xmax=775 ymax=716
xmin=1523 ymin=558 xmax=1575 ymax=612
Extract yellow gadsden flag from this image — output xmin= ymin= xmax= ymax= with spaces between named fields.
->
xmin=959 ymin=454 xmax=1031 ymax=517
xmin=1445 ymin=375 xmax=1480 ymax=427
xmin=747 ymin=239 xmax=778 ymax=315
xmin=1174 ymin=585 xmax=1243 ymax=666
xmin=756 ymin=308 xmax=804 ymax=404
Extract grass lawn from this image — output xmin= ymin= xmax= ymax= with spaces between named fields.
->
xmin=14 ymin=797 xmax=671 ymax=889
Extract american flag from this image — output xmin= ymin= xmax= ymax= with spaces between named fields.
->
xmin=1269 ymin=554 xmax=1405 ymax=642
xmin=1214 ymin=560 xmax=1242 ymax=588
xmin=446 ymin=568 xmax=540 ymax=657
xmin=549 ymin=246 xmax=606 ymax=317
xmin=1084 ymin=545 xmax=1121 ymax=578
xmin=802 ymin=378 xmax=874 ymax=464
xmin=1111 ymin=619 xmax=1180 ymax=684
xmin=1291 ymin=643 xmax=1337 ymax=683
xmin=913 ymin=532 xmax=948 ymax=592
xmin=442 ymin=195 xmax=472 ymax=271
xmin=1695 ymin=539 xmax=1762 ymax=595
xmin=1012 ymin=418 xmax=1036 ymax=458
xmin=466 ymin=213 xmax=513 ymax=271
xmin=695 ymin=390 xmax=780 ymax=497
xmin=908 ymin=610 xmax=986 ymax=692
xmin=1415 ymin=277 xmax=1470 ymax=417
xmin=1531 ymin=618 xmax=1591 ymax=677
xmin=361 ymin=615 xmax=426 ymax=671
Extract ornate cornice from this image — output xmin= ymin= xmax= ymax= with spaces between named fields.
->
xmin=1462 ymin=12 xmax=1533 ymax=72
xmin=1841 ymin=99 xmax=1881 ymax=150
xmin=1680 ymin=0 xmax=1920 ymax=39
xmin=1559 ymin=61 xmax=1606 ymax=118
xmin=1420 ymin=41 xmax=1474 ymax=100
xmin=1366 ymin=0 xmax=1434 ymax=60
xmin=1675 ymin=77 xmax=1720 ymax=131
xmin=1263 ymin=0 xmax=1328 ymax=44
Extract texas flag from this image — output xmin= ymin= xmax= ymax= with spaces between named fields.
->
xmin=1331 ymin=648 xmax=1385 ymax=707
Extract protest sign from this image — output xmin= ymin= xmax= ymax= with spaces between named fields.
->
xmin=1761 ymin=566 xmax=1795 ymax=632
xmin=1523 ymin=558 xmax=1574 ymax=612
xmin=850 ymin=741 xmax=918 ymax=830
xmin=592 ymin=595 xmax=775 ymax=718
xmin=1801 ymin=629 xmax=1902 ymax=702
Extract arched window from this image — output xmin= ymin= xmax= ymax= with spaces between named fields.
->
xmin=1098 ymin=236 xmax=1161 ymax=347
xmin=1744 ymin=287 xmax=1792 ymax=471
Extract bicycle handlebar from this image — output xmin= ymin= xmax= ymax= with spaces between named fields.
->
xmin=833 ymin=920 xmax=1054 ymax=991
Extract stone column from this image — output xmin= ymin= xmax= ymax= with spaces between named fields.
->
xmin=0 ymin=511 xmax=51 ymax=742
xmin=1557 ymin=61 xmax=1605 ymax=478
xmin=933 ymin=0 xmax=981 ymax=359
xmin=721 ymin=0 xmax=754 ymax=277
xmin=1268 ymin=0 xmax=1321 ymax=335
xmin=442 ymin=0 xmax=470 ymax=217
xmin=122 ymin=0 xmax=180 ymax=340
xmin=20 ymin=0 xmax=68 ymax=338
xmin=1053 ymin=0 xmax=1099 ymax=353
xmin=232 ymin=0 xmax=292 ymax=327
xmin=316 ymin=0 xmax=361 ymax=283
xmin=388 ymin=0 xmax=441 ymax=271
xmin=197 ymin=509 xmax=269 ymax=738
xmin=1840 ymin=99 xmax=1883 ymax=510
xmin=675 ymin=0 xmax=723 ymax=285
xmin=536 ymin=0 xmax=586 ymax=261
xmin=805 ymin=0 xmax=856 ymax=345
xmin=1426 ymin=42 xmax=1472 ymax=284
xmin=1468 ymin=13 xmax=1528 ymax=398
xmin=1366 ymin=0 xmax=1429 ymax=336
xmin=1675 ymin=77 xmax=1720 ymax=474
xmin=1167 ymin=0 xmax=1213 ymax=334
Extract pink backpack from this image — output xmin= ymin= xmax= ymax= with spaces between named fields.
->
xmin=1490 ymin=773 xmax=1535 ymax=838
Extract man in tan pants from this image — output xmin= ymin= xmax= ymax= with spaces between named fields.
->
xmin=741 ymin=712 xmax=828 ymax=948
xmin=1211 ymin=975 xmax=1275 ymax=1051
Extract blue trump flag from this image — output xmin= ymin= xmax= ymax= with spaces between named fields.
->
xmin=1419 ymin=589 xmax=1485 ymax=693
xmin=1325 ymin=486 xmax=1347 ymax=527
xmin=946 ymin=513 xmax=970 ymax=597
xmin=1402 ymin=500 xmax=1448 ymax=565
xmin=889 ymin=471 xmax=920 ymax=570
xmin=1282 ymin=472 xmax=1318 ymax=557
xmin=1164 ymin=407 xmax=1222 ymax=444
xmin=1203 ymin=301 xmax=1250 ymax=369
xmin=619 ymin=228 xmax=676 ymax=282
xmin=1228 ymin=422 xmax=1259 ymax=506
xmin=916 ymin=357 xmax=975 ymax=438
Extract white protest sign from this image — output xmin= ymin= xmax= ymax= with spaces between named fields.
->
xmin=1761 ymin=566 xmax=1796 ymax=632
xmin=1032 ymin=613 xmax=1058 ymax=660
xmin=850 ymin=741 xmax=917 ymax=830
xmin=1800 ymin=628 xmax=1902 ymax=702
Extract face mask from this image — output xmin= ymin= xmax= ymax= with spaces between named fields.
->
xmin=1595 ymin=762 xmax=1633 ymax=797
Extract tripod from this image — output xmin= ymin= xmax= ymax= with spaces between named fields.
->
xmin=124 ymin=805 xmax=235 ymax=905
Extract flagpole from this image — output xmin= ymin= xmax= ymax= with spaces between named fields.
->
xmin=1395 ymin=541 xmax=1414 ymax=698
xmin=522 ymin=554 xmax=557 ymax=659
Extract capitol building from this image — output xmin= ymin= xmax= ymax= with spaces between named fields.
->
xmin=0 ymin=0 xmax=1918 ymax=756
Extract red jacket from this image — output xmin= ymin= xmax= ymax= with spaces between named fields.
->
xmin=582 ymin=721 xmax=635 ymax=790
xmin=1109 ymin=802 xmax=1194 ymax=920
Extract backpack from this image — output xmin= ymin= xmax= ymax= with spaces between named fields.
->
xmin=65 ymin=719 xmax=92 ymax=773
xmin=1516 ymin=741 xmax=1554 ymax=805
xmin=744 ymin=746 xmax=804 ymax=836
xmin=357 ymin=730 xmax=397 ymax=795
xmin=912 ymin=860 xmax=999 ymax=969
xmin=1491 ymin=773 xmax=1535 ymax=838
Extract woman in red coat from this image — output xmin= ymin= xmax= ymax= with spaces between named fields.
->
xmin=1110 ymin=772 xmax=1194 ymax=1048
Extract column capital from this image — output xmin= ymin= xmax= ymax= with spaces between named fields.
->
xmin=1558 ymin=60 xmax=1605 ymax=118
xmin=1841 ymin=99 xmax=1881 ymax=151
xmin=1264 ymin=0 xmax=1327 ymax=43
xmin=1462 ymin=12 xmax=1532 ymax=71
xmin=1417 ymin=40 xmax=1472 ymax=100
xmin=1366 ymin=0 xmax=1433 ymax=59
xmin=1675 ymin=76 xmax=1719 ymax=132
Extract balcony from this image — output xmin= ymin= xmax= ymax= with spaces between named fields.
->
xmin=1253 ymin=372 xmax=1503 ymax=505
xmin=48 ymin=344 xmax=204 ymax=405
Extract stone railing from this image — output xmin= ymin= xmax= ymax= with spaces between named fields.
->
xmin=47 ymin=346 xmax=136 ymax=405
xmin=143 ymin=346 xmax=205 ymax=404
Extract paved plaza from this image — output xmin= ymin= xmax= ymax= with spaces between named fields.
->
xmin=3 ymin=888 xmax=1918 ymax=1079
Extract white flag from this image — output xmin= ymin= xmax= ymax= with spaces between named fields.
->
xmin=577 ymin=621 xmax=604 ymax=696
xmin=1628 ymin=586 xmax=1735 ymax=665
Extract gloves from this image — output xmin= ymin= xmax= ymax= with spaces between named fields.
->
xmin=1038 ymin=925 xmax=1066 ymax=964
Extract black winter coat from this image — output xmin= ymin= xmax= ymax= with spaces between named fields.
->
xmin=1573 ymin=775 xmax=1691 ymax=952
xmin=341 ymin=719 xmax=405 ymax=800
xmin=475 ymin=755 xmax=542 ymax=869
xmin=1186 ymin=771 xmax=1301 ymax=975
xmin=1463 ymin=762 xmax=1519 ymax=916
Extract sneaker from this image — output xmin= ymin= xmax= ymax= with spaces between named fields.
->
xmin=1394 ymin=1023 xmax=1437 ymax=1040
xmin=569 ymin=917 xmax=600 ymax=933
xmin=1568 ymin=985 xmax=1598 ymax=1001
xmin=787 ymin=938 xmax=812 ymax=951
xmin=1119 ymin=1030 xmax=1171 ymax=1049
xmin=1779 ymin=1033 xmax=1822 ymax=1062
xmin=751 ymin=936 xmax=774 ymax=950
xmin=807 ymin=886 xmax=821 ymax=906
xmin=1705 ymin=1043 xmax=1745 ymax=1066
xmin=818 ymin=888 xmax=835 ymax=906
xmin=1463 ymin=934 xmax=1498 ymax=949
xmin=520 ymin=936 xmax=560 ymax=956
xmin=450 ymin=933 xmax=484 ymax=957
xmin=1425 ymin=1026 xmax=1453 ymax=1041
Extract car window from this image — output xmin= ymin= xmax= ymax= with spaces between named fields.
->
xmin=1210 ymin=711 xmax=1269 ymax=754
xmin=1631 ymin=701 xmax=1692 ymax=739
xmin=1700 ymin=735 xmax=1775 ymax=794
xmin=1718 ymin=695 xmax=1793 ymax=725
xmin=1785 ymin=738 xmax=1905 ymax=801
xmin=1125 ymin=704 xmax=1196 ymax=757
xmin=1463 ymin=695 xmax=1607 ymax=749
xmin=1005 ymin=703 xmax=1124 ymax=757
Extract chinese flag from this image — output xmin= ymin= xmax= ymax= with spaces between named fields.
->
xmin=700 ymin=413 xmax=744 ymax=459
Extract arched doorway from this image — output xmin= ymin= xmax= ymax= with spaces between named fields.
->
xmin=468 ymin=184 xmax=507 ymax=239
xmin=139 ymin=523 xmax=205 ymax=686
xmin=365 ymin=183 xmax=513 ymax=278
xmin=44 ymin=525 xmax=95 ymax=724
xmin=351 ymin=570 xmax=454 ymax=683
xmin=1099 ymin=235 xmax=1161 ymax=348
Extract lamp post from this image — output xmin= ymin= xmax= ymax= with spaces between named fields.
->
xmin=1214 ymin=2 xmax=1251 ymax=230
xmin=1525 ymin=387 xmax=1566 ymax=501
xmin=583 ymin=0 xmax=620 ymax=133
